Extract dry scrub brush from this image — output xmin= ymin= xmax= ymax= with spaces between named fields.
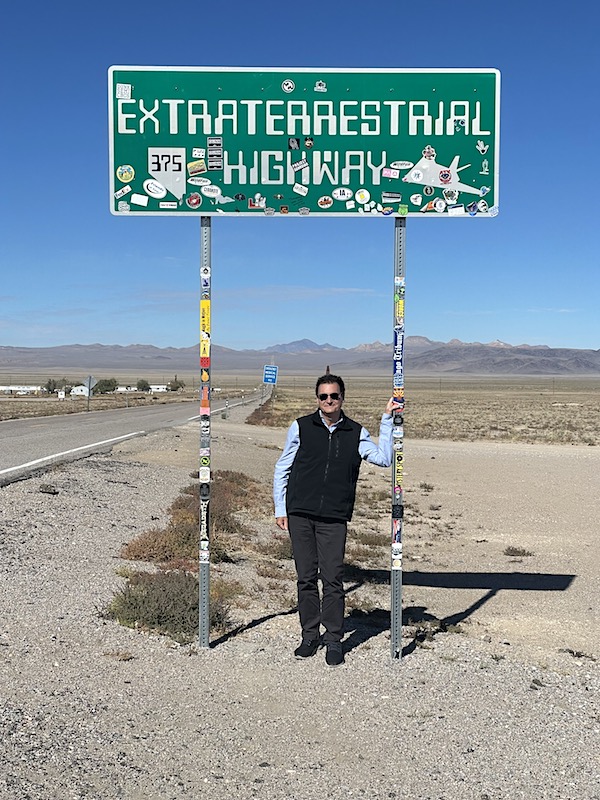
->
xmin=106 ymin=470 xmax=268 ymax=642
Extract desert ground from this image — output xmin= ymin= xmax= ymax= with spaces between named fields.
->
xmin=1 ymin=384 xmax=599 ymax=799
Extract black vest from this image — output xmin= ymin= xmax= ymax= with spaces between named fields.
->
xmin=286 ymin=411 xmax=362 ymax=521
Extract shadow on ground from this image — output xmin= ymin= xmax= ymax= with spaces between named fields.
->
xmin=343 ymin=565 xmax=575 ymax=657
xmin=211 ymin=566 xmax=575 ymax=658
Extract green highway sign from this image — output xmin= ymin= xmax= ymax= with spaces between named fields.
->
xmin=108 ymin=66 xmax=500 ymax=218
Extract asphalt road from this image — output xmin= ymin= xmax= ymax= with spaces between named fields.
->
xmin=0 ymin=400 xmax=231 ymax=485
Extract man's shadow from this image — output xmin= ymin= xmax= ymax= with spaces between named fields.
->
xmin=342 ymin=564 xmax=575 ymax=657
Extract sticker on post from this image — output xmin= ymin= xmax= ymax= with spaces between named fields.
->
xmin=293 ymin=183 xmax=308 ymax=196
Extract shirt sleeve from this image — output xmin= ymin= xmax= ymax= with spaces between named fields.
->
xmin=273 ymin=420 xmax=300 ymax=517
xmin=358 ymin=413 xmax=393 ymax=467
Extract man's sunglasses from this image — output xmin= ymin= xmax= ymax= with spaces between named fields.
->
xmin=318 ymin=392 xmax=340 ymax=401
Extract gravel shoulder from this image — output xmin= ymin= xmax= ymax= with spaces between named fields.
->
xmin=1 ymin=401 xmax=599 ymax=799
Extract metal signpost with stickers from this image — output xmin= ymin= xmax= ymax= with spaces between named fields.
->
xmin=108 ymin=66 xmax=500 ymax=657
xmin=198 ymin=218 xmax=211 ymax=647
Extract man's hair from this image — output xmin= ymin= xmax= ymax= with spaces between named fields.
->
xmin=315 ymin=374 xmax=345 ymax=397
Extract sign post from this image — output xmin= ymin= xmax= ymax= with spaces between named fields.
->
xmin=84 ymin=375 xmax=97 ymax=413
xmin=198 ymin=217 xmax=211 ymax=647
xmin=108 ymin=65 xmax=500 ymax=657
xmin=391 ymin=219 xmax=406 ymax=658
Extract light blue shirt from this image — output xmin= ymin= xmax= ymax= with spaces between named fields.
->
xmin=273 ymin=412 xmax=393 ymax=517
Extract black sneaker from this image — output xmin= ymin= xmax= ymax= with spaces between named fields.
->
xmin=294 ymin=638 xmax=320 ymax=659
xmin=325 ymin=643 xmax=344 ymax=666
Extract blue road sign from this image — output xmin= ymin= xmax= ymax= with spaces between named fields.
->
xmin=263 ymin=365 xmax=279 ymax=384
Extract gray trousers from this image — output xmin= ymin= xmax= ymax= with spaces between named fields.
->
xmin=288 ymin=514 xmax=347 ymax=644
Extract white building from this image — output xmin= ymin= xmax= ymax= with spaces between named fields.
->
xmin=149 ymin=384 xmax=168 ymax=392
xmin=70 ymin=385 xmax=90 ymax=398
xmin=0 ymin=385 xmax=43 ymax=395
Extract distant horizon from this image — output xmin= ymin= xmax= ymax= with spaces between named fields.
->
xmin=1 ymin=336 xmax=598 ymax=353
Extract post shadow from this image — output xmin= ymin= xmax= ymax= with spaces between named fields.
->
xmin=209 ymin=606 xmax=298 ymax=648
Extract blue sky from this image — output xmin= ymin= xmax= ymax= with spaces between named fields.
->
xmin=1 ymin=0 xmax=598 ymax=351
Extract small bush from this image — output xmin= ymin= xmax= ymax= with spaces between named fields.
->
xmin=121 ymin=471 xmax=264 ymax=566
xmin=121 ymin=517 xmax=197 ymax=564
xmin=105 ymin=570 xmax=199 ymax=643
xmin=504 ymin=545 xmax=534 ymax=557
xmin=106 ymin=469 xmax=268 ymax=643
xmin=104 ymin=571 xmax=240 ymax=642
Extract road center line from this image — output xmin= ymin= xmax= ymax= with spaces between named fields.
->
xmin=0 ymin=431 xmax=146 ymax=476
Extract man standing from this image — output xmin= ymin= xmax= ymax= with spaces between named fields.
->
xmin=274 ymin=374 xmax=397 ymax=666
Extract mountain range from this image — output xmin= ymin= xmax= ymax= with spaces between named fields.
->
xmin=1 ymin=338 xmax=599 ymax=376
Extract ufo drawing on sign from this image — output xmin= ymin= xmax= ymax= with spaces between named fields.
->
xmin=402 ymin=154 xmax=488 ymax=197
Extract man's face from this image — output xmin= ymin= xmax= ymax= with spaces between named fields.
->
xmin=316 ymin=382 xmax=343 ymax=416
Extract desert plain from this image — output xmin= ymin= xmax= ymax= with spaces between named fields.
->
xmin=1 ymin=376 xmax=599 ymax=799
